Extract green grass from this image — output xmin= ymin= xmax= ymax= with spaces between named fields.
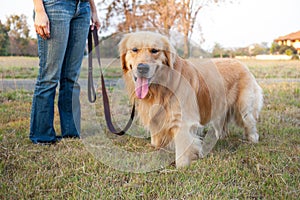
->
xmin=0 ymin=58 xmax=300 ymax=199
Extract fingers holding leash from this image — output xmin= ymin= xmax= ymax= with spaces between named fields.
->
xmin=89 ymin=0 xmax=101 ymax=31
xmin=90 ymin=14 xmax=101 ymax=31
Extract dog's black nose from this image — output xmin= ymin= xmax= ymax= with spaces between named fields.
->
xmin=137 ymin=63 xmax=150 ymax=75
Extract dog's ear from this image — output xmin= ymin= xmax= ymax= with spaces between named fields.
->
xmin=162 ymin=36 xmax=176 ymax=69
xmin=119 ymin=34 xmax=129 ymax=72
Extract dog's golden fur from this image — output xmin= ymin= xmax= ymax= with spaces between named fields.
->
xmin=119 ymin=31 xmax=263 ymax=168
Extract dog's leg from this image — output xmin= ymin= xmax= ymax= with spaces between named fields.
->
xmin=241 ymin=112 xmax=259 ymax=143
xmin=238 ymin=89 xmax=262 ymax=143
xmin=174 ymin=123 xmax=203 ymax=168
xmin=174 ymin=125 xmax=192 ymax=168
xmin=212 ymin=114 xmax=227 ymax=140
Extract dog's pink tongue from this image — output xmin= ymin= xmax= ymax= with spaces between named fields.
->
xmin=135 ymin=77 xmax=149 ymax=99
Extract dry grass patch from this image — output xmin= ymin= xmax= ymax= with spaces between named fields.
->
xmin=241 ymin=59 xmax=300 ymax=79
xmin=1 ymin=57 xmax=300 ymax=80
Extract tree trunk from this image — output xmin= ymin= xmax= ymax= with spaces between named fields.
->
xmin=183 ymin=31 xmax=189 ymax=58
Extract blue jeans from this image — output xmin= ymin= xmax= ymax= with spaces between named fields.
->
xmin=30 ymin=0 xmax=91 ymax=143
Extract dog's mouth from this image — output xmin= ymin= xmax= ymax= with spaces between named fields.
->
xmin=133 ymin=76 xmax=151 ymax=99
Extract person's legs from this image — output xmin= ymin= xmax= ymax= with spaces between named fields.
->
xmin=58 ymin=2 xmax=91 ymax=138
xmin=30 ymin=0 xmax=77 ymax=143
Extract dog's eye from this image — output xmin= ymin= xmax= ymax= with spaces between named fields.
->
xmin=132 ymin=48 xmax=138 ymax=53
xmin=150 ymin=48 xmax=159 ymax=54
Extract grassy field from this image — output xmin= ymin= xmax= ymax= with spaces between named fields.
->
xmin=1 ymin=56 xmax=300 ymax=79
xmin=0 ymin=56 xmax=122 ymax=79
xmin=0 ymin=57 xmax=299 ymax=199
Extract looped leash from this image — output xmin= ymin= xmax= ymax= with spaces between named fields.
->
xmin=87 ymin=26 xmax=135 ymax=135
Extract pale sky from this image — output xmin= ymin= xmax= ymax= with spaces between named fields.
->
xmin=1 ymin=0 xmax=300 ymax=51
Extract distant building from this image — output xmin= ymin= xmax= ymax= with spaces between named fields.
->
xmin=274 ymin=30 xmax=300 ymax=54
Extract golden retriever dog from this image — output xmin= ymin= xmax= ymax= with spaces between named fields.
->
xmin=119 ymin=31 xmax=263 ymax=168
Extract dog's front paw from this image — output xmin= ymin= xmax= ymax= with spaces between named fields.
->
xmin=175 ymin=156 xmax=191 ymax=168
xmin=247 ymin=132 xmax=259 ymax=143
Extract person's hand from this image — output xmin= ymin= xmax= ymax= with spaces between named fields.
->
xmin=91 ymin=11 xmax=100 ymax=30
xmin=34 ymin=11 xmax=50 ymax=40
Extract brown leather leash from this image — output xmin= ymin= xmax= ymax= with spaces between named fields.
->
xmin=87 ymin=26 xmax=135 ymax=135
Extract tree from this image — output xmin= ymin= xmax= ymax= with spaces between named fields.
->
xmin=140 ymin=0 xmax=181 ymax=35
xmin=6 ymin=14 xmax=30 ymax=56
xmin=100 ymin=0 xmax=145 ymax=33
xmin=0 ymin=20 xmax=10 ymax=56
xmin=233 ymin=47 xmax=249 ymax=57
xmin=270 ymin=42 xmax=297 ymax=55
xmin=212 ymin=43 xmax=224 ymax=58
xmin=100 ymin=0 xmax=235 ymax=58
xmin=156 ymin=0 xmax=233 ymax=58
xmin=250 ymin=43 xmax=269 ymax=56
xmin=279 ymin=45 xmax=297 ymax=55
xmin=270 ymin=42 xmax=280 ymax=54
xmin=6 ymin=14 xmax=30 ymax=39
xmin=177 ymin=0 xmax=212 ymax=57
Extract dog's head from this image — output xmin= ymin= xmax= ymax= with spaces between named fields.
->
xmin=119 ymin=31 xmax=176 ymax=99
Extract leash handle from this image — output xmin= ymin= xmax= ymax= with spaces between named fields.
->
xmin=87 ymin=26 xmax=135 ymax=135
xmin=87 ymin=27 xmax=96 ymax=103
